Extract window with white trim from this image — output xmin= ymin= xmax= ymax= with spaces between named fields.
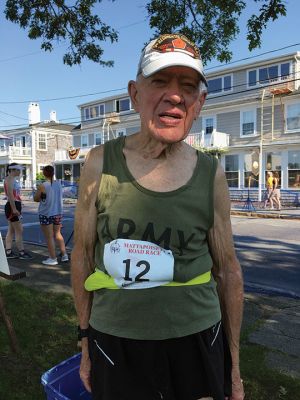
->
xmin=207 ymin=75 xmax=232 ymax=95
xmin=202 ymin=116 xmax=216 ymax=135
xmin=286 ymin=102 xmax=300 ymax=131
xmin=248 ymin=62 xmax=290 ymax=87
xmin=83 ymin=104 xmax=105 ymax=121
xmin=240 ymin=109 xmax=256 ymax=136
xmin=81 ymin=135 xmax=88 ymax=147
xmin=38 ymin=164 xmax=47 ymax=175
xmin=38 ymin=132 xmax=47 ymax=150
xmin=225 ymin=155 xmax=239 ymax=188
xmin=115 ymin=98 xmax=131 ymax=113
xmin=95 ymin=133 xmax=101 ymax=145
xmin=265 ymin=152 xmax=281 ymax=188
xmin=244 ymin=153 xmax=258 ymax=188
xmin=288 ymin=150 xmax=300 ymax=188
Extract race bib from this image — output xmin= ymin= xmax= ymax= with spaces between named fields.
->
xmin=103 ymin=239 xmax=174 ymax=289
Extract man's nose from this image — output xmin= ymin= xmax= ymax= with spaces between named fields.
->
xmin=164 ymin=82 xmax=184 ymax=104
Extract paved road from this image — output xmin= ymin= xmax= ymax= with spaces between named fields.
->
xmin=232 ymin=217 xmax=300 ymax=298
xmin=1 ymin=201 xmax=299 ymax=297
xmin=0 ymin=200 xmax=75 ymax=246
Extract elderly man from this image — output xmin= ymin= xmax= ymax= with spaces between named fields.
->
xmin=71 ymin=33 xmax=244 ymax=400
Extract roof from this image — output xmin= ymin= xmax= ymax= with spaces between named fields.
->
xmin=206 ymin=51 xmax=300 ymax=78
xmin=78 ymin=92 xmax=129 ymax=109
xmin=76 ymin=51 xmax=300 ymax=109
xmin=33 ymin=122 xmax=75 ymax=131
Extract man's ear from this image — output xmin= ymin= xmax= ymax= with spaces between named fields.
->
xmin=128 ymin=80 xmax=140 ymax=112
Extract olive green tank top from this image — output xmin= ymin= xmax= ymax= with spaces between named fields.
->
xmin=89 ymin=136 xmax=221 ymax=339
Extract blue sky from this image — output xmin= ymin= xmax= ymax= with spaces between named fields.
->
xmin=0 ymin=0 xmax=299 ymax=129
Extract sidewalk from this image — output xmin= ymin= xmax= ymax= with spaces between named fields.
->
xmin=231 ymin=202 xmax=300 ymax=219
xmin=2 ymin=243 xmax=300 ymax=380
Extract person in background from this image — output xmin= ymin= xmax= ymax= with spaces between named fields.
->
xmin=263 ymin=171 xmax=274 ymax=209
xmin=72 ymin=33 xmax=244 ymax=400
xmin=34 ymin=165 xmax=68 ymax=265
xmin=272 ymin=171 xmax=281 ymax=211
xmin=4 ymin=163 xmax=32 ymax=259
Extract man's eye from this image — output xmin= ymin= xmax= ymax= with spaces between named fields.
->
xmin=183 ymin=82 xmax=197 ymax=89
xmin=152 ymin=79 xmax=166 ymax=85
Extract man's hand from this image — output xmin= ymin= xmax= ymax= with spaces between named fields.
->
xmin=79 ymin=350 xmax=92 ymax=393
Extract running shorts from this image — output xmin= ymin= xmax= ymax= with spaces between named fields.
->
xmin=5 ymin=201 xmax=22 ymax=222
xmin=39 ymin=214 xmax=62 ymax=225
xmin=88 ymin=322 xmax=232 ymax=400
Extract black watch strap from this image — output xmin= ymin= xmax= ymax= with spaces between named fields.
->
xmin=77 ymin=326 xmax=89 ymax=341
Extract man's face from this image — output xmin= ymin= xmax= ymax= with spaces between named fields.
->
xmin=129 ymin=66 xmax=206 ymax=143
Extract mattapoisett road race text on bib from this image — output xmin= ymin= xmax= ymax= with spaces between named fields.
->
xmin=103 ymin=239 xmax=174 ymax=289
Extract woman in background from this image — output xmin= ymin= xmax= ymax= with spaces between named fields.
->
xmin=34 ymin=165 xmax=68 ymax=265
xmin=4 ymin=163 xmax=32 ymax=259
xmin=272 ymin=171 xmax=281 ymax=211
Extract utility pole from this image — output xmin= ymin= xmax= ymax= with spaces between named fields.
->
xmin=258 ymin=89 xmax=265 ymax=202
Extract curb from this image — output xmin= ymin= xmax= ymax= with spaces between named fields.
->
xmin=244 ymin=282 xmax=300 ymax=300
xmin=231 ymin=210 xmax=300 ymax=220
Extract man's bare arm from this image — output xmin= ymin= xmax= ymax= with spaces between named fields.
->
xmin=208 ymin=164 xmax=244 ymax=400
xmin=71 ymin=145 xmax=103 ymax=392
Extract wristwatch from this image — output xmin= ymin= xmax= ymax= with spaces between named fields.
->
xmin=77 ymin=326 xmax=89 ymax=341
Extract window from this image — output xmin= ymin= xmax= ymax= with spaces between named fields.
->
xmin=244 ymin=153 xmax=258 ymax=187
xmin=207 ymin=75 xmax=232 ymax=95
xmin=248 ymin=62 xmax=290 ymax=87
xmin=95 ymin=133 xmax=101 ymax=145
xmin=83 ymin=104 xmax=104 ymax=121
xmin=38 ymin=164 xmax=47 ymax=172
xmin=286 ymin=103 xmax=300 ymax=131
xmin=265 ymin=152 xmax=281 ymax=188
xmin=248 ymin=70 xmax=257 ymax=87
xmin=265 ymin=152 xmax=282 ymax=172
xmin=73 ymin=135 xmax=81 ymax=147
xmin=81 ymin=135 xmax=88 ymax=147
xmin=202 ymin=116 xmax=216 ymax=135
xmin=38 ymin=132 xmax=47 ymax=150
xmin=288 ymin=151 xmax=300 ymax=188
xmin=116 ymin=98 xmax=131 ymax=113
xmin=225 ymin=155 xmax=239 ymax=188
xmin=63 ymin=164 xmax=72 ymax=181
xmin=240 ymin=110 xmax=256 ymax=136
xmin=281 ymin=62 xmax=290 ymax=80
xmin=55 ymin=164 xmax=63 ymax=180
xmin=73 ymin=163 xmax=81 ymax=179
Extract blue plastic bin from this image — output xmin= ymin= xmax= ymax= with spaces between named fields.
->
xmin=41 ymin=353 xmax=92 ymax=400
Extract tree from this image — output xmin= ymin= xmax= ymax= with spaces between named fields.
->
xmin=4 ymin=0 xmax=287 ymax=66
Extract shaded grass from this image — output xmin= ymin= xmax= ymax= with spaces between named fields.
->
xmin=0 ymin=281 xmax=77 ymax=400
xmin=0 ymin=281 xmax=300 ymax=399
xmin=240 ymin=344 xmax=300 ymax=399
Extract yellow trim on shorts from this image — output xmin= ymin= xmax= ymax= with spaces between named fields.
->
xmin=84 ymin=268 xmax=211 ymax=291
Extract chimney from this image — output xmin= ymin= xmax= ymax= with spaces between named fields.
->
xmin=49 ymin=110 xmax=58 ymax=123
xmin=28 ymin=102 xmax=41 ymax=125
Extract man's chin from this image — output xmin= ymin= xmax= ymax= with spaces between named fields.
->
xmin=152 ymin=129 xmax=188 ymax=144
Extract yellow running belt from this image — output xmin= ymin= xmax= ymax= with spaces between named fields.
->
xmin=85 ymin=268 xmax=211 ymax=291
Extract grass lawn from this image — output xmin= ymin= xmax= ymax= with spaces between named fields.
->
xmin=1 ymin=281 xmax=300 ymax=400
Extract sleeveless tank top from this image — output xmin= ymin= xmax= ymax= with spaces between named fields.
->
xmin=38 ymin=180 xmax=63 ymax=217
xmin=4 ymin=178 xmax=21 ymax=201
xmin=89 ymin=137 xmax=221 ymax=340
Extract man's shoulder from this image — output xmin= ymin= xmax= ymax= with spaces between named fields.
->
xmin=82 ymin=144 xmax=104 ymax=177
